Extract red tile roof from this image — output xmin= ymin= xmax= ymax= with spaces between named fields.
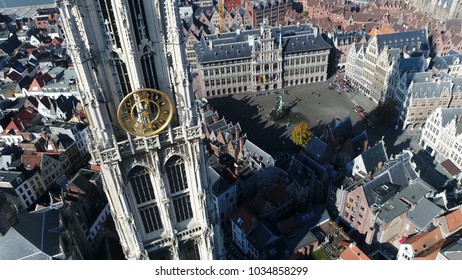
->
xmin=339 ymin=243 xmax=370 ymax=260
xmin=248 ymin=194 xmax=268 ymax=217
xmin=405 ymin=227 xmax=444 ymax=258
xmin=230 ymin=206 xmax=255 ymax=234
xmin=267 ymin=183 xmax=290 ymax=206
xmin=445 ymin=208 xmax=462 ymax=232
xmin=441 ymin=159 xmax=461 ymax=176
xmin=21 ymin=153 xmax=42 ymax=169
xmin=277 ymin=217 xmax=295 ymax=236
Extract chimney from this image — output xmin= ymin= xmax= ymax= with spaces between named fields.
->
xmin=368 ymin=171 xmax=373 ymax=178
xmin=235 ymin=127 xmax=240 ymax=140
xmin=208 ymin=40 xmax=213 ymax=50
xmin=213 ymin=114 xmax=219 ymax=122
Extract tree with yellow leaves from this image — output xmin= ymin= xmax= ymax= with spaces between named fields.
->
xmin=291 ymin=121 xmax=313 ymax=147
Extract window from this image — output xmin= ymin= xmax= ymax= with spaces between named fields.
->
xmin=129 ymin=166 xmax=163 ymax=233
xmin=166 ymin=156 xmax=188 ymax=193
xmin=166 ymin=156 xmax=193 ymax=223
xmin=131 ymin=168 xmax=155 ymax=203
xmin=173 ymin=195 xmax=193 ymax=222
xmin=139 ymin=205 xmax=163 ymax=232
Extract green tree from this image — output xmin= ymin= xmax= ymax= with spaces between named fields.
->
xmin=291 ymin=121 xmax=313 ymax=147
xmin=375 ymin=98 xmax=398 ymax=126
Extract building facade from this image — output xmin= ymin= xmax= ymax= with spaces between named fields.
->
xmin=244 ymin=0 xmax=291 ymax=28
xmin=0 ymin=170 xmax=45 ymax=211
xmin=410 ymin=0 xmax=462 ymax=20
xmin=420 ymin=107 xmax=462 ymax=171
xmin=195 ymin=23 xmax=330 ymax=98
xmin=57 ymin=0 xmax=218 ymax=260
xmin=346 ymin=29 xmax=429 ymax=103
xmin=399 ymin=73 xmax=462 ymax=129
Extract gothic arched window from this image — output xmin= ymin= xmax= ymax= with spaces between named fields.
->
xmin=110 ymin=52 xmax=132 ymax=96
xmin=166 ymin=156 xmax=193 ymax=223
xmin=128 ymin=0 xmax=149 ymax=45
xmin=140 ymin=46 xmax=159 ymax=89
xmin=129 ymin=166 xmax=163 ymax=233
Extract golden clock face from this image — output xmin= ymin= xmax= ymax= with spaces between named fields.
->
xmin=117 ymin=89 xmax=174 ymax=137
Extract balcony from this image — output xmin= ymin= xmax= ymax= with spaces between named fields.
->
xmin=94 ymin=125 xmax=202 ymax=164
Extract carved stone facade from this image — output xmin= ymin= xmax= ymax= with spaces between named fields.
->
xmin=195 ymin=23 xmax=331 ymax=97
xmin=57 ymin=0 xmax=218 ymax=259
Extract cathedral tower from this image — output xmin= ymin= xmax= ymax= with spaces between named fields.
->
xmin=56 ymin=0 xmax=216 ymax=259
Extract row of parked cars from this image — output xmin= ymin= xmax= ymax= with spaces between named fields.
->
xmin=354 ymin=105 xmax=375 ymax=128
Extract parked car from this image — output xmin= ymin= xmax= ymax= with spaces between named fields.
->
xmin=367 ymin=119 xmax=375 ymax=128
xmin=359 ymin=112 xmax=368 ymax=120
xmin=354 ymin=105 xmax=364 ymax=113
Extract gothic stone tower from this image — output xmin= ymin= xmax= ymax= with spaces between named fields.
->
xmin=56 ymin=0 xmax=216 ymax=259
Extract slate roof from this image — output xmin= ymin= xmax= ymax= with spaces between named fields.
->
xmin=195 ymin=24 xmax=331 ymax=63
xmin=55 ymin=95 xmax=79 ymax=120
xmin=439 ymin=239 xmax=462 ymax=260
xmin=410 ymin=81 xmax=452 ymax=99
xmin=193 ymin=5 xmax=215 ymax=18
xmin=283 ymin=230 xmax=317 ymax=253
xmin=0 ymin=34 xmax=22 ymax=55
xmin=51 ymin=133 xmax=75 ymax=150
xmin=292 ymin=205 xmax=330 ymax=229
xmin=331 ymin=116 xmax=353 ymax=144
xmin=0 ymin=170 xmax=22 ymax=185
xmin=360 ymin=141 xmax=388 ymax=175
xmin=0 ymin=208 xmax=61 ymax=260
xmin=431 ymin=52 xmax=462 ymax=71
xmin=243 ymin=139 xmax=275 ymax=167
xmin=407 ymin=197 xmax=443 ymax=230
xmin=439 ymin=107 xmax=462 ymax=127
xmin=196 ymin=32 xmax=256 ymax=63
xmin=206 ymin=117 xmax=228 ymax=135
xmin=246 ymin=221 xmax=280 ymax=252
xmin=376 ymin=29 xmax=429 ymax=56
xmin=378 ymin=178 xmax=435 ymax=223
xmin=335 ymin=31 xmax=370 ymax=46
xmin=305 ymin=137 xmax=327 ymax=163
xmin=452 ymin=76 xmax=462 ymax=92
xmin=399 ymin=55 xmax=425 ymax=76
xmin=408 ymin=72 xmax=431 ymax=85
xmin=350 ymin=130 xmax=368 ymax=156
